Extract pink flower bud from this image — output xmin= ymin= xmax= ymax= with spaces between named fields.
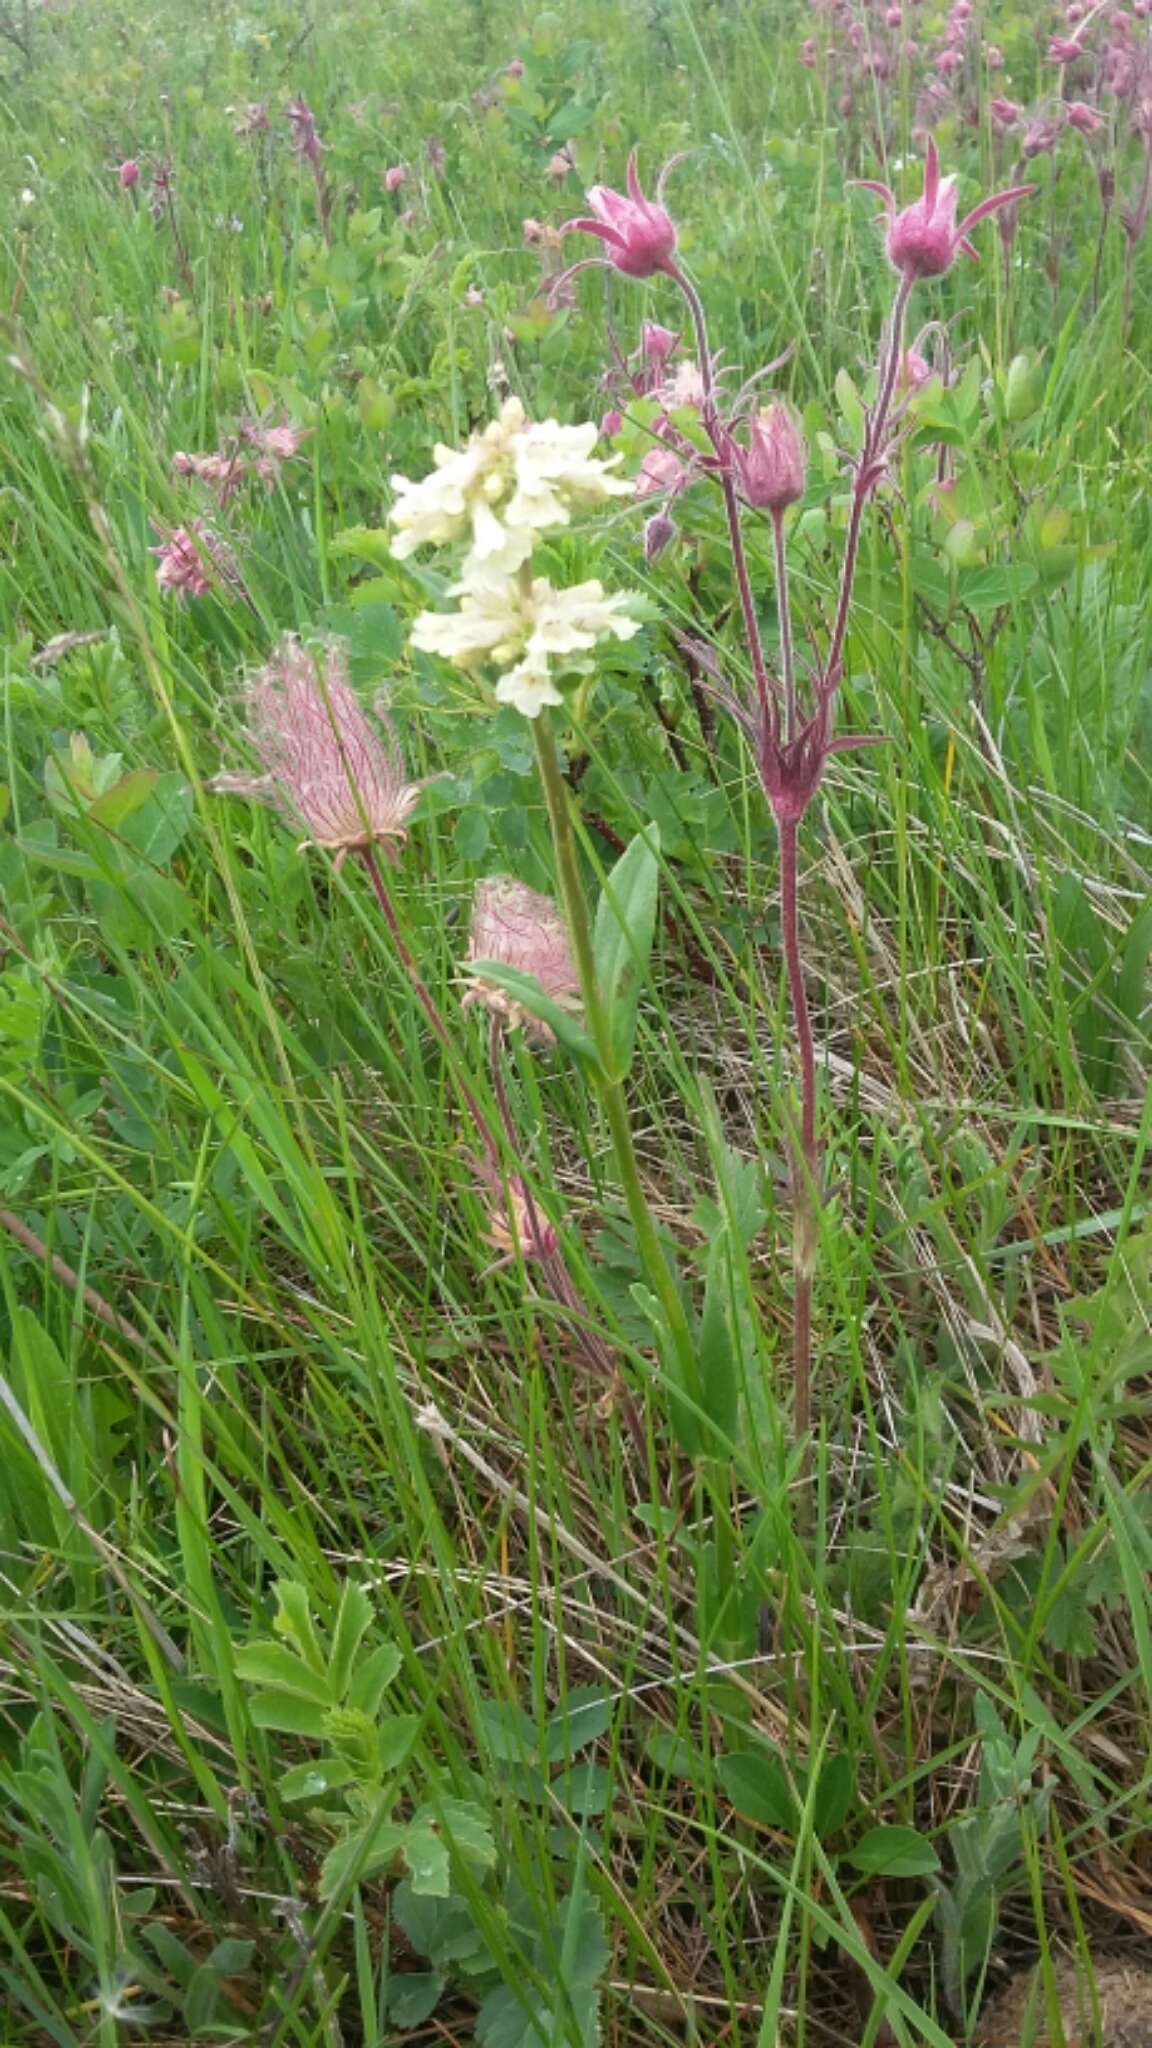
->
xmin=898 ymin=346 xmax=934 ymax=389
xmin=733 ymin=400 xmax=807 ymax=512
xmin=384 ymin=164 xmax=407 ymax=191
xmin=800 ymin=35 xmax=819 ymax=63
xmin=600 ymin=408 xmax=624 ymax=436
xmin=1067 ymin=97 xmax=1104 ymax=132
xmin=990 ymin=95 xmax=1021 ymax=127
xmin=985 ymin=43 xmax=1004 ymax=67
xmin=642 ymin=321 xmax=680 ymax=363
xmin=644 ymin=509 xmax=677 ymax=561
xmin=118 ymin=159 xmax=140 ymax=189
xmin=936 ymin=48 xmax=964 ymax=73
xmin=1048 ymin=34 xmax=1084 ymax=60
xmin=506 ymin=57 xmax=525 ymax=77
xmin=885 ymin=6 xmax=902 ymax=24
xmin=464 ymin=285 xmax=485 ymax=308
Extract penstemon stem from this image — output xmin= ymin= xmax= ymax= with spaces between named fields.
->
xmin=531 ymin=710 xmax=699 ymax=1405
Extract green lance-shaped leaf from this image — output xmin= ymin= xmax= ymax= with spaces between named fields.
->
xmin=592 ymin=823 xmax=661 ymax=1083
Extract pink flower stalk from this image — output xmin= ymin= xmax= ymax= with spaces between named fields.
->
xmin=210 ymin=637 xmax=429 ymax=865
xmin=384 ymin=164 xmax=407 ymax=192
xmin=857 ymin=137 xmax=1035 ymax=279
xmin=118 ymin=159 xmax=139 ymax=190
xmin=151 ymin=520 xmax=232 ymax=600
xmin=463 ymin=876 xmax=581 ymax=1041
xmin=731 ymin=400 xmax=807 ymax=512
xmin=561 ymin=149 xmax=680 ymax=278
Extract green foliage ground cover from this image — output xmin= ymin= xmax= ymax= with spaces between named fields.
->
xmin=0 ymin=0 xmax=1150 ymax=2041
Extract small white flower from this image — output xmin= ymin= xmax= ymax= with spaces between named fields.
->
xmin=494 ymin=652 xmax=564 ymax=718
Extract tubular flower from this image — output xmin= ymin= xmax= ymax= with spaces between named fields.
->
xmin=209 ymin=636 xmax=429 ymax=863
xmin=856 ymin=138 xmax=1035 ymax=279
xmin=561 ymin=148 xmax=680 ymax=277
xmin=389 ymin=396 xmax=633 ymax=591
xmin=463 ymin=876 xmax=581 ymax=1039
xmin=411 ymin=575 xmax=641 ymax=720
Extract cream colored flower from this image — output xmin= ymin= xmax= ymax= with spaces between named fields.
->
xmin=411 ymin=574 xmax=641 ymax=720
xmin=389 ymin=398 xmax=633 ymax=590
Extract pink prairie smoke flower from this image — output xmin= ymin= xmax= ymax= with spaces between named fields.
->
xmin=151 ymin=520 xmax=233 ymax=599
xmin=506 ymin=57 xmax=525 ymax=78
xmin=898 ymin=346 xmax=935 ymax=390
xmin=463 ymin=876 xmax=581 ymax=1041
xmin=285 ymin=97 xmax=324 ymax=163
xmin=855 ymin=137 xmax=1036 ymax=279
xmin=990 ymin=94 xmax=1021 ymax=128
xmin=800 ymin=36 xmax=819 ymax=64
xmin=732 ymin=400 xmax=807 ymax=512
xmin=600 ymin=407 xmax=624 ymax=436
xmin=384 ymin=164 xmax=407 ymax=191
xmin=1049 ymin=34 xmax=1086 ymax=60
xmin=561 ymin=148 xmax=680 ymax=278
xmin=210 ymin=637 xmax=429 ymax=864
xmin=546 ymin=148 xmax=575 ymax=181
xmin=118 ymin=159 xmax=140 ymax=189
xmin=1068 ymin=98 xmax=1105 ymax=132
xmin=636 ymin=444 xmax=688 ymax=498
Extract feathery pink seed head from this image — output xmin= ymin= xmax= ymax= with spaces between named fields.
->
xmin=464 ymin=877 xmax=580 ymax=1040
xmin=211 ymin=637 xmax=426 ymax=860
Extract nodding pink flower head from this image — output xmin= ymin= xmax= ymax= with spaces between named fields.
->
xmin=562 ymin=148 xmax=679 ymax=278
xmin=1067 ymin=97 xmax=1105 ymax=133
xmin=800 ymin=35 xmax=819 ymax=64
xmin=885 ymin=7 xmax=902 ymax=26
xmin=984 ymin=42 xmax=1004 ymax=66
xmin=506 ymin=57 xmax=525 ymax=77
xmin=641 ymin=320 xmax=680 ymax=363
xmin=600 ymin=407 xmax=624 ymax=436
xmin=990 ymin=94 xmax=1021 ymax=127
xmin=636 ymin=444 xmax=689 ymax=498
xmin=732 ymin=400 xmax=807 ymax=513
xmin=284 ymin=97 xmax=324 ymax=163
xmin=1048 ymin=35 xmax=1085 ymax=60
xmin=1022 ymin=106 xmax=1067 ymax=156
xmin=210 ymin=636 xmax=429 ymax=864
xmin=898 ymin=346 xmax=936 ymax=390
xmin=118 ymin=159 xmax=140 ymax=190
xmin=463 ymin=876 xmax=581 ymax=1040
xmin=384 ymin=164 xmax=407 ymax=191
xmin=855 ymin=138 xmax=1035 ymax=280
xmin=151 ymin=520 xmax=233 ymax=600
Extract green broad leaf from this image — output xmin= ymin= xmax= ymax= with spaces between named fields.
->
xmin=206 ymin=1938 xmax=255 ymax=1975
xmin=388 ymin=1974 xmax=444 ymax=2028
xmin=834 ymin=367 xmax=865 ymax=447
xmin=273 ymin=1580 xmax=328 ymax=1671
xmin=476 ymin=1887 xmax=608 ymax=2048
xmin=279 ymin=1756 xmax=358 ymax=1801
xmin=85 ymin=769 xmax=159 ymax=831
xmin=954 ymin=564 xmax=1038 ymax=613
xmin=327 ymin=1581 xmax=376 ymax=1701
xmin=346 ymin=1640 xmax=403 ymax=1716
xmin=555 ymin=1762 xmax=612 ymax=1816
xmin=394 ymin=1883 xmax=489 ymax=1970
xmin=716 ymin=1750 xmax=797 ymax=1831
xmin=848 ymin=1824 xmax=941 ymax=1877
xmin=232 ymin=1640 xmax=333 ymax=1703
xmin=118 ymin=772 xmax=194 ymax=864
xmin=591 ymin=825 xmax=660 ymax=1083
xmin=246 ymin=1692 xmax=329 ymax=1738
xmin=543 ymin=1687 xmax=614 ymax=1764
xmin=377 ymin=1713 xmax=422 ymax=1772
xmin=182 ymin=1963 xmax=222 ymax=2033
xmin=415 ymin=1797 xmax=498 ymax=1873
xmin=319 ymin=1815 xmax=407 ymax=1898
xmin=812 ymin=1752 xmax=856 ymax=1839
xmin=464 ymin=961 xmax=599 ymax=1070
xmin=453 ymin=807 xmax=491 ymax=861
xmin=402 ymin=1822 xmax=451 ymax=1897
